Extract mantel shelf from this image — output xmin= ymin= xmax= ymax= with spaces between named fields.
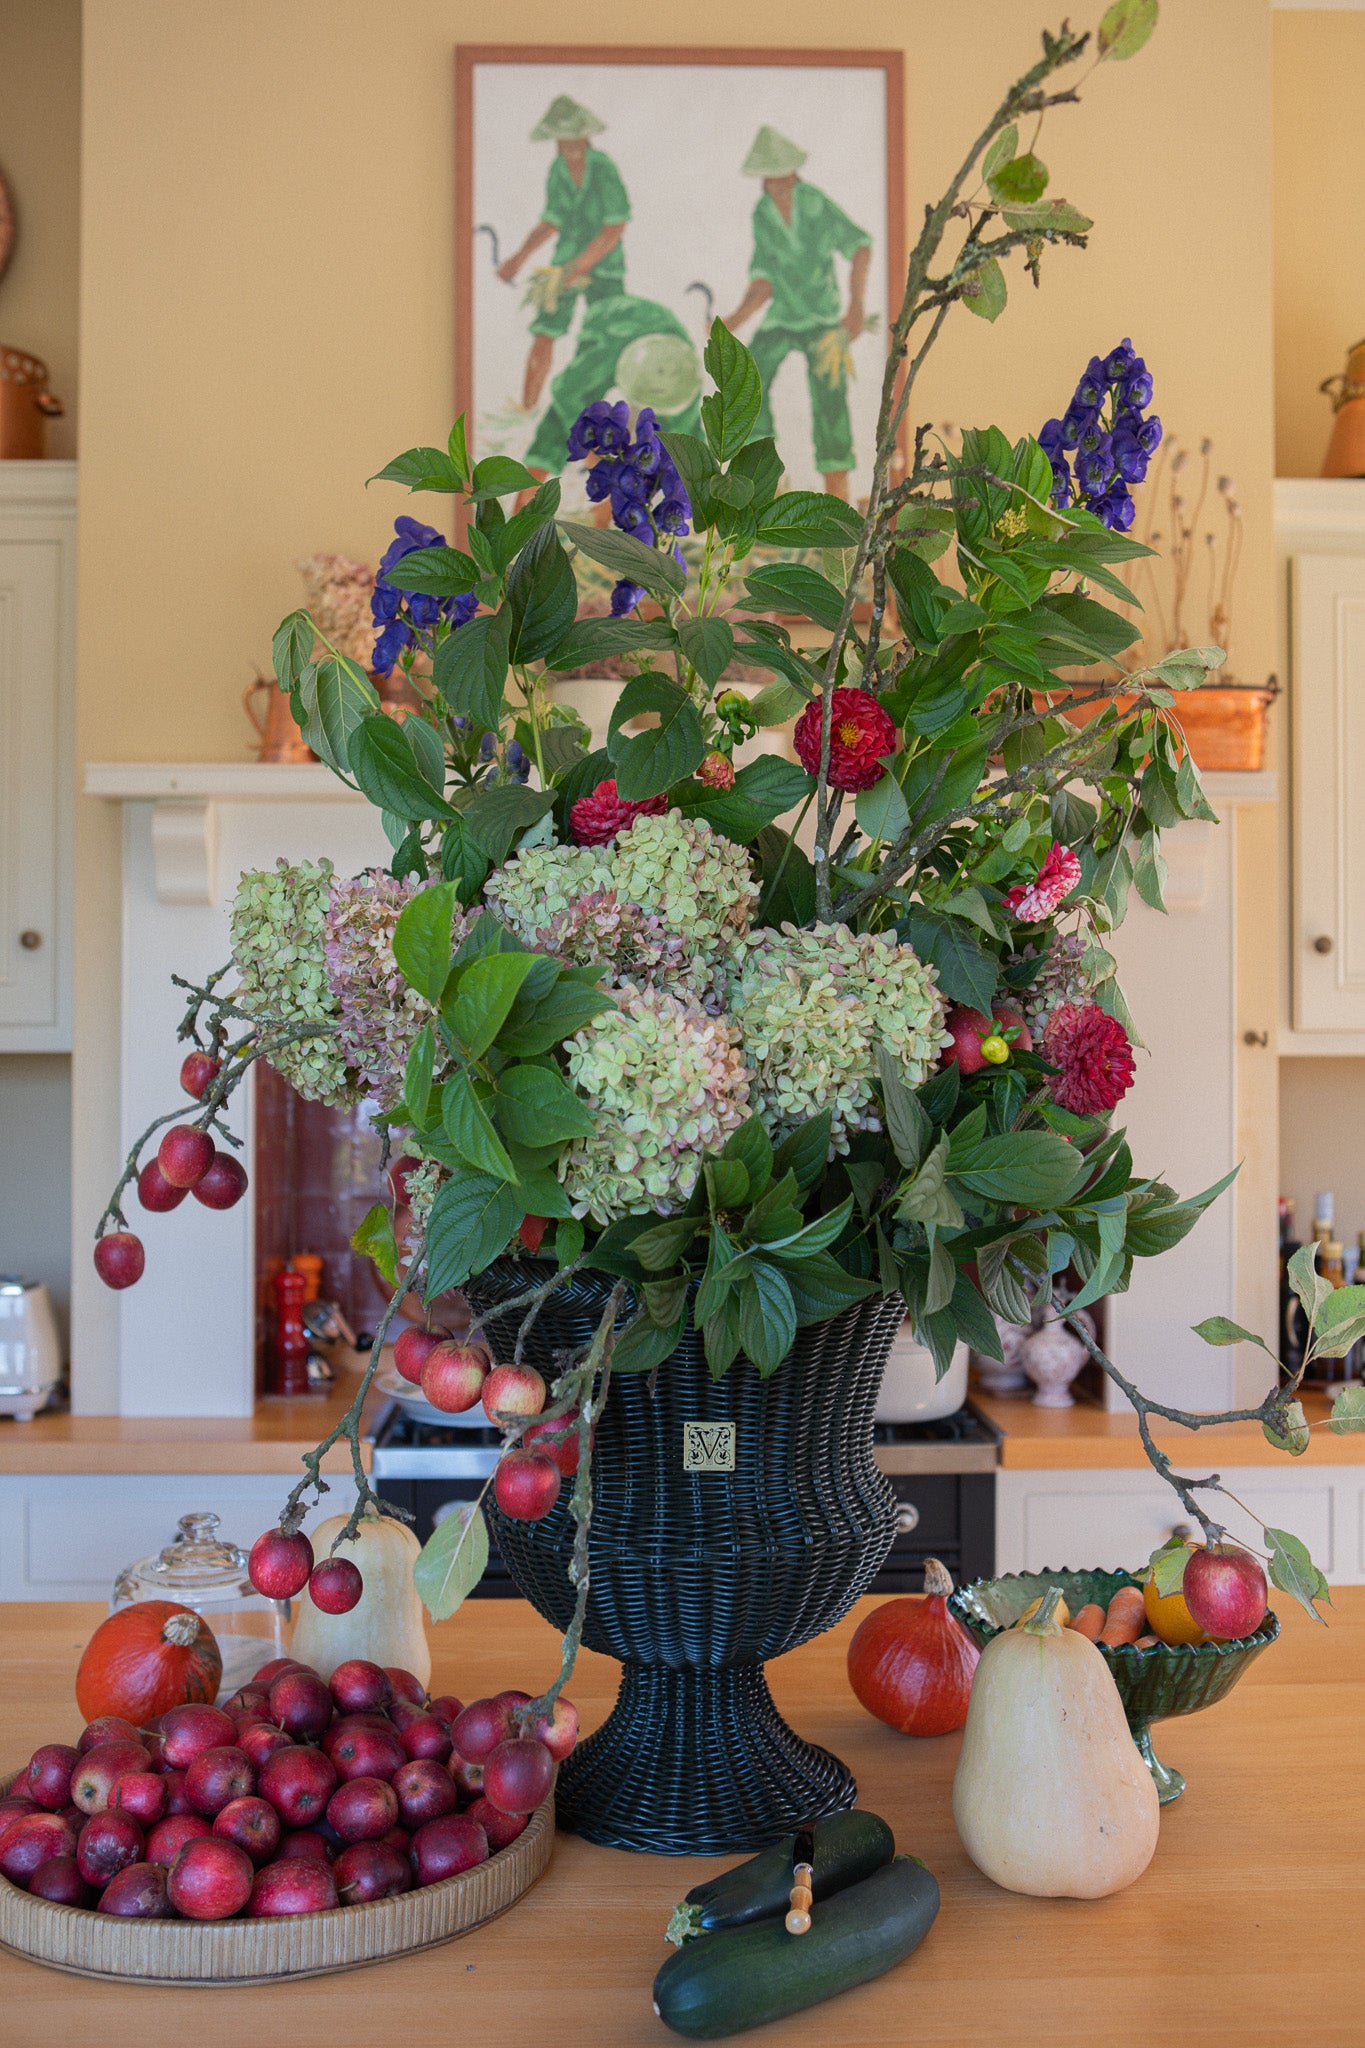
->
xmin=84 ymin=762 xmax=366 ymax=802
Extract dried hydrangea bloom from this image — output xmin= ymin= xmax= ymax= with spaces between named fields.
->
xmin=483 ymin=842 xmax=612 ymax=949
xmin=606 ymin=810 xmax=758 ymax=964
xmin=230 ymin=859 xmax=352 ymax=1105
xmin=296 ymin=553 xmax=378 ymax=670
xmin=324 ymin=870 xmax=461 ymax=1111
xmin=559 ymin=984 xmax=751 ymax=1223
xmin=733 ymin=922 xmax=950 ymax=1152
xmin=1022 ymin=931 xmax=1093 ymax=1036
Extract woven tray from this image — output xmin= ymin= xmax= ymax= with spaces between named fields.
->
xmin=0 ymin=1772 xmax=554 ymax=1985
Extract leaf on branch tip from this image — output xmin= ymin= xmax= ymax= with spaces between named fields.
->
xmin=1265 ymin=1525 xmax=1331 ymax=1624
xmin=412 ymin=1503 xmax=490 ymax=1621
xmin=1262 ymin=1399 xmax=1310 ymax=1458
xmin=1328 ymin=1383 xmax=1365 ymax=1434
xmin=1148 ymin=1538 xmax=1193 ymax=1599
xmin=1098 ymin=0 xmax=1159 ymax=63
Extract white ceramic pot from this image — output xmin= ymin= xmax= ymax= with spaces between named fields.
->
xmin=875 ymin=1320 xmax=969 ymax=1422
xmin=1021 ymin=1319 xmax=1088 ymax=1408
xmin=0 ymin=1280 xmax=61 ymax=1420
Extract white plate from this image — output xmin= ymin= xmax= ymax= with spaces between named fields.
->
xmin=371 ymin=1362 xmax=494 ymax=1429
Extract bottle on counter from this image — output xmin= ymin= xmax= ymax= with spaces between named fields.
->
xmin=1323 ymin=1239 xmax=1346 ymax=1288
xmin=1279 ymin=1196 xmax=1306 ymax=1374
xmin=1313 ymin=1191 xmax=1335 ymax=1247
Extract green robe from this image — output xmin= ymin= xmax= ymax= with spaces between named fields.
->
xmin=746 ymin=180 xmax=872 ymax=473
xmin=531 ymin=146 xmax=631 ymax=339
xmin=525 ymin=293 xmax=702 ymax=475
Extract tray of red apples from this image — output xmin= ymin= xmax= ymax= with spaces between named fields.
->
xmin=0 ymin=1655 xmax=575 ymax=1984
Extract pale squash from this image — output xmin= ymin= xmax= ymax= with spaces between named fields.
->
xmin=289 ymin=1508 xmax=431 ymax=1687
xmin=952 ymin=1587 xmax=1159 ymax=1899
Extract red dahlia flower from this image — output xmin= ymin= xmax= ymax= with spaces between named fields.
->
xmin=569 ymin=779 xmax=667 ymax=847
xmin=1003 ymin=841 xmax=1082 ymax=922
xmin=793 ymin=688 xmax=898 ymax=793
xmin=1042 ymin=1001 xmax=1136 ymax=1115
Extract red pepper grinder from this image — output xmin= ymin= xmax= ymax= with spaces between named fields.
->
xmin=267 ymin=1263 xmax=311 ymax=1396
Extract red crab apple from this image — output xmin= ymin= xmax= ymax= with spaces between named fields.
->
xmin=137 ymin=1159 xmax=187 ymax=1214
xmin=224 ymin=1684 xmax=272 ymax=1722
xmin=450 ymin=1755 xmax=483 ymax=1798
xmin=0 ymin=1796 xmax=41 ymax=1832
xmin=159 ymin=1704 xmax=236 ymax=1771
xmin=334 ymin=1839 xmax=411 ymax=1903
xmin=157 ymin=1123 xmax=215 ymax=1189
xmin=449 ymin=1697 xmax=513 ymax=1766
xmin=146 ymin=1813 xmax=210 ymax=1865
xmin=524 ymin=1414 xmax=583 ymax=1478
xmin=238 ymin=1722 xmax=293 ymax=1771
xmin=275 ymin=1828 xmax=331 ymax=1862
xmin=192 ymin=1149 xmax=249 ymax=1210
xmin=99 ymin=1860 xmax=170 ymax=1919
xmin=942 ymin=1002 xmax=1034 ymax=1075
xmin=308 ymin=1556 xmax=364 ymax=1615
xmin=258 ymin=1746 xmax=337 ymax=1828
xmin=388 ymin=1695 xmax=425 ymax=1733
xmin=76 ymin=1810 xmax=145 ymax=1886
xmin=492 ymin=1689 xmax=533 ymax=1715
xmin=326 ymin=1776 xmax=398 ymax=1845
xmin=77 ymin=1716 xmax=140 ymax=1755
xmin=393 ymin=1325 xmax=443 ymax=1387
xmin=421 ymin=1340 xmax=490 ymax=1415
xmin=409 ymin=1814 xmax=488 ymax=1885
xmin=109 ymin=1771 xmax=167 ymax=1826
xmin=463 ymin=1795 xmax=529 ymax=1852
xmin=248 ymin=1528 xmax=314 ymax=1600
xmin=390 ymin=1760 xmax=458 ymax=1830
xmin=185 ymin=1745 xmax=254 ymax=1817
xmin=94 ymin=1231 xmax=144 ymax=1290
xmin=71 ymin=1739 xmax=153 ymax=1814
xmin=329 ymin=1720 xmax=405 ymax=1784
xmin=528 ymin=1696 xmax=579 ymax=1763
xmin=482 ymin=1737 xmax=554 ymax=1817
xmin=161 ymin=1768 xmax=193 ymax=1813
xmin=481 ymin=1361 xmax=546 ymax=1424
xmin=494 ymin=1446 xmax=562 ymax=1522
xmin=1183 ymin=1544 xmax=1269 ymax=1640
xmin=397 ymin=1713 xmax=452 ymax=1764
xmin=0 ymin=1813 xmax=77 ymax=1885
xmin=328 ymin=1659 xmax=392 ymax=1716
xmin=28 ymin=1855 xmax=94 ymax=1907
xmin=253 ymin=1655 xmax=309 ymax=1685
xmin=167 ymin=1835 xmax=254 ymax=1920
xmin=248 ymin=1858 xmax=337 ymax=1917
xmin=386 ymin=1666 xmax=427 ymax=1706
xmin=322 ymin=1711 xmax=390 ymax=1759
xmin=213 ymin=1795 xmax=280 ymax=1865
xmin=426 ymin=1694 xmax=463 ymax=1730
xmin=24 ymin=1743 xmax=77 ymax=1812
xmin=180 ymin=1050 xmax=221 ymax=1100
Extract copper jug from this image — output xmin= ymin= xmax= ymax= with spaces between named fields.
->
xmin=1321 ymin=340 xmax=1365 ymax=477
xmin=243 ymin=672 xmax=315 ymax=763
xmin=0 ymin=347 xmax=63 ymax=460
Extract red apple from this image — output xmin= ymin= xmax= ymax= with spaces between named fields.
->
xmin=137 ymin=1159 xmax=188 ymax=1213
xmin=248 ymin=1858 xmax=337 ymax=1917
xmin=146 ymin=1813 xmax=211 ymax=1865
xmin=94 ymin=1231 xmax=145 ymax=1290
xmin=326 ymin=1776 xmax=398 ymax=1845
xmin=940 ymin=1005 xmax=993 ymax=1075
xmin=159 ymin=1703 xmax=236 ymax=1770
xmin=393 ymin=1325 xmax=443 ymax=1387
xmin=268 ymin=1668 xmax=334 ymax=1741
xmin=481 ymin=1361 xmax=546 ymax=1424
xmin=275 ymin=1828 xmax=332 ymax=1862
xmin=1182 ymin=1544 xmax=1269 ymax=1640
xmin=99 ymin=1859 xmax=170 ymax=1918
xmin=0 ymin=1796 xmax=41 ymax=1833
xmin=494 ymin=1447 xmax=562 ymax=1521
xmin=76 ymin=1810 xmax=145 ymax=1886
xmin=390 ymin=1760 xmax=458 ymax=1830
xmin=253 ymin=1655 xmax=310 ymax=1685
xmin=334 ymin=1839 xmax=411 ymax=1903
xmin=322 ymin=1711 xmax=391 ymax=1760
xmin=24 ymin=1743 xmax=77 ymax=1812
xmin=167 ymin=1835 xmax=254 ymax=1920
xmin=329 ymin=1721 xmax=405 ymax=1785
xmin=388 ymin=1695 xmax=425 ymax=1733
xmin=385 ymin=1666 xmax=427 ymax=1706
xmin=450 ymin=1756 xmax=483 ymax=1799
xmin=992 ymin=1001 xmax=1033 ymax=1054
xmin=524 ymin=1414 xmax=582 ymax=1477
xmin=0 ymin=1813 xmax=77 ymax=1886
xmin=258 ymin=1746 xmax=337 ymax=1828
xmin=463 ymin=1795 xmax=530 ymax=1852
xmin=248 ymin=1528 xmax=314 ymax=1601
xmin=77 ymin=1715 xmax=140 ymax=1755
xmin=378 ymin=1825 xmax=411 ymax=1857
xmin=239 ymin=1722 xmax=293 ymax=1770
xmin=421 ymin=1341 xmax=490 ymax=1415
xmin=161 ymin=1768 xmax=193 ymax=1814
xmin=426 ymin=1695 xmax=464 ymax=1730
xmin=398 ymin=1713 xmax=452 ymax=1764
xmin=71 ymin=1739 xmax=153 ymax=1815
xmin=528 ymin=1696 xmax=579 ymax=1763
xmin=328 ymin=1660 xmax=392 ymax=1716
xmin=483 ymin=1737 xmax=554 ymax=1816
xmin=110 ymin=1771 xmax=168 ymax=1826
xmin=180 ymin=1051 xmax=221 ymax=1099
xmin=308 ymin=1556 xmax=363 ymax=1615
xmin=157 ymin=1123 xmax=215 ymax=1189
xmin=192 ymin=1149 xmax=249 ymax=1210
xmin=223 ymin=1684 xmax=272 ymax=1722
xmin=449 ymin=1698 xmax=512 ymax=1766
xmin=410 ymin=1814 xmax=488 ymax=1885
xmin=213 ymin=1795 xmax=280 ymax=1866
xmin=29 ymin=1854 xmax=95 ymax=1906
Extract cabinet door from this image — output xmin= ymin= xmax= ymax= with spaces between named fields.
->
xmin=0 ymin=532 xmax=64 ymax=1037
xmin=1291 ymin=552 xmax=1365 ymax=1030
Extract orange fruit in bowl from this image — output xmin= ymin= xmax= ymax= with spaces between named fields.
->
xmin=1142 ymin=1566 xmax=1208 ymax=1647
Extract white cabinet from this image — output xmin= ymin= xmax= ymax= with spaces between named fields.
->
xmin=1290 ymin=551 xmax=1365 ymax=1031
xmin=0 ymin=463 xmax=75 ymax=1050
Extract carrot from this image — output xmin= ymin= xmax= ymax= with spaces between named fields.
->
xmin=1098 ymin=1586 xmax=1146 ymax=1646
xmin=1133 ymin=1634 xmax=1159 ymax=1650
xmin=1069 ymin=1603 xmax=1105 ymax=1641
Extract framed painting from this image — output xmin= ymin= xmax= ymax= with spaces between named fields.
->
xmin=454 ymin=46 xmax=904 ymax=514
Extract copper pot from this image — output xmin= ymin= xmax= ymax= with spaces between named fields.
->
xmin=1321 ymin=340 xmax=1365 ymax=478
xmin=244 ymin=674 xmax=315 ymax=763
xmin=1035 ymin=679 xmax=1278 ymax=772
xmin=0 ymin=347 xmax=63 ymax=460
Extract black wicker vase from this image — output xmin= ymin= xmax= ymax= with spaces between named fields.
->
xmin=467 ymin=1260 xmax=903 ymax=1856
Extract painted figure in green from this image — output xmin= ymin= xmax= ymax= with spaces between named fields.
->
xmin=722 ymin=127 xmax=872 ymax=500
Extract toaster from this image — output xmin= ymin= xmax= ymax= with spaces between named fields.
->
xmin=0 ymin=1279 xmax=62 ymax=1420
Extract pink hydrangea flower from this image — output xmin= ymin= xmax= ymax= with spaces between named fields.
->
xmin=1003 ymin=842 xmax=1082 ymax=922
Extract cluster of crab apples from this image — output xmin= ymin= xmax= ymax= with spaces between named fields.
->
xmin=0 ymin=1657 xmax=575 ymax=1921
xmin=396 ymin=1327 xmax=573 ymax=1525
xmin=93 ymin=1052 xmax=246 ymax=1290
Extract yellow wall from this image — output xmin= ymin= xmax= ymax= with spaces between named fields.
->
xmin=70 ymin=0 xmax=1277 ymax=1406
xmin=0 ymin=0 xmax=81 ymax=458
xmin=1273 ymin=10 xmax=1365 ymax=478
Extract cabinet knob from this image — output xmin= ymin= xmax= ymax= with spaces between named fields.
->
xmin=1314 ymin=934 xmax=1334 ymax=955
xmin=18 ymin=930 xmax=41 ymax=951
xmin=894 ymin=1502 xmax=920 ymax=1535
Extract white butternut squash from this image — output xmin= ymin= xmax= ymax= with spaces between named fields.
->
xmin=289 ymin=1508 xmax=431 ymax=1687
xmin=952 ymin=1587 xmax=1159 ymax=1899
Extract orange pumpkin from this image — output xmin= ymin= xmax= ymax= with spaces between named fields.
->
xmin=75 ymin=1600 xmax=222 ymax=1723
xmin=846 ymin=1558 xmax=979 ymax=1736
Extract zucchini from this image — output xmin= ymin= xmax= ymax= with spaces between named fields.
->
xmin=652 ymin=1854 xmax=940 ymax=2040
xmin=665 ymin=1809 xmax=895 ymax=1945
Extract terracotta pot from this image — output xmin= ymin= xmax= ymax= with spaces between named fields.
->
xmin=1038 ymin=682 xmax=1276 ymax=773
xmin=0 ymin=347 xmax=63 ymax=460
xmin=244 ymin=675 xmax=315 ymax=763
xmin=1321 ymin=339 xmax=1365 ymax=477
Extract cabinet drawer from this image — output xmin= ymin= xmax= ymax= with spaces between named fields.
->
xmin=1012 ymin=1478 xmax=1334 ymax=1576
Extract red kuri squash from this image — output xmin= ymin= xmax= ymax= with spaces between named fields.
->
xmin=846 ymin=1558 xmax=979 ymax=1736
xmin=75 ymin=1600 xmax=222 ymax=1723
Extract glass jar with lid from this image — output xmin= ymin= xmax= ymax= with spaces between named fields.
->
xmin=111 ymin=1511 xmax=288 ymax=1694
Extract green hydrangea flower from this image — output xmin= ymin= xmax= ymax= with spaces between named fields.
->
xmin=229 ymin=859 xmax=353 ymax=1105
xmin=559 ymin=984 xmax=752 ymax=1223
xmin=733 ymin=922 xmax=950 ymax=1152
xmin=607 ymin=810 xmax=757 ymax=964
xmin=483 ymin=842 xmax=611 ymax=949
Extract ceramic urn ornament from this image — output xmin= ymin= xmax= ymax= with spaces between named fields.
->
xmin=1321 ymin=339 xmax=1365 ymax=477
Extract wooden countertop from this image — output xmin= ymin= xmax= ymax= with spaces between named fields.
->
xmin=0 ymin=1380 xmax=379 ymax=1476
xmin=974 ymin=1387 xmax=1365 ymax=1469
xmin=0 ymin=1590 xmax=1360 ymax=2046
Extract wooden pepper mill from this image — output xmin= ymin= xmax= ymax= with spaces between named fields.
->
xmin=785 ymin=1825 xmax=816 ymax=1936
xmin=267 ymin=1263 xmax=312 ymax=1396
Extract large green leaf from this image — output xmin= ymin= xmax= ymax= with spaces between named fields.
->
xmin=738 ymin=563 xmax=847 ymax=631
xmin=495 ymin=1063 xmax=594 ymax=1146
xmin=350 ymin=1202 xmax=398 ymax=1287
xmin=899 ymin=908 xmax=997 ymax=1013
xmin=677 ymin=616 xmax=735 ymax=691
xmin=309 ymin=656 xmax=379 ymax=776
xmin=369 ymin=445 xmax=466 ymax=493
xmin=689 ymin=756 xmax=813 ymax=842
xmin=545 ymin=617 xmax=677 ymax=670
xmin=470 ymin=454 xmax=540 ymax=501
xmin=433 ymin=610 xmax=510 ymax=730
xmin=1000 ymin=199 xmax=1092 ymax=237
xmin=348 ymin=715 xmax=453 ymax=820
xmin=607 ymin=673 xmax=706 ymax=800
xmin=442 ymin=1071 xmax=518 ymax=1182
xmin=461 ymin=782 xmax=554 ymax=863
xmin=486 ymin=479 xmax=562 ymax=572
xmin=392 ymin=881 xmax=458 ymax=1002
xmin=738 ymin=1261 xmax=797 ymax=1376
xmin=500 ymin=975 xmax=614 ymax=1056
xmin=382 ymin=545 xmax=481 ymax=597
xmin=424 ymin=1171 xmax=524 ymax=1296
xmin=272 ymin=609 xmax=316 ymax=693
xmin=948 ymin=1127 xmax=1085 ymax=1208
xmin=506 ymin=525 xmax=578 ymax=664
xmin=445 ymin=951 xmax=542 ymax=1058
xmin=559 ymin=520 xmax=684 ymax=600
xmin=895 ymin=1131 xmax=964 ymax=1229
xmin=412 ymin=1504 xmax=490 ymax=1621
xmin=855 ymin=770 xmax=910 ymax=843
xmin=700 ymin=320 xmax=763 ymax=462
xmin=754 ymin=492 xmax=862 ymax=551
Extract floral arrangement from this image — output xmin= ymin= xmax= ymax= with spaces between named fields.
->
xmin=295 ymin=553 xmax=377 ymax=670
xmin=95 ymin=8 xmax=1349 ymax=1688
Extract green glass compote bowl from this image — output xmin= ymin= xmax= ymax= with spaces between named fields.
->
xmin=950 ymin=1567 xmax=1280 ymax=1804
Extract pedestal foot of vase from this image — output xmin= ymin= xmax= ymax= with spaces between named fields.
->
xmin=1131 ymin=1717 xmax=1185 ymax=1803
